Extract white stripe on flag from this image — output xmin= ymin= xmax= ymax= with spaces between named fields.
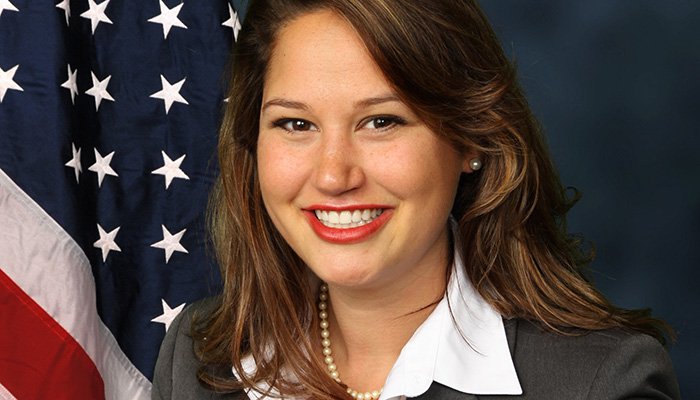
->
xmin=0 ymin=168 xmax=151 ymax=400
xmin=0 ymin=383 xmax=18 ymax=400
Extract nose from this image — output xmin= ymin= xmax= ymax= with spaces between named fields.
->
xmin=311 ymin=133 xmax=365 ymax=196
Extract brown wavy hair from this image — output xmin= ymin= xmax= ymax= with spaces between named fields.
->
xmin=197 ymin=0 xmax=672 ymax=397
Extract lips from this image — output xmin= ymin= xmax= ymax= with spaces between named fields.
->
xmin=304 ymin=206 xmax=392 ymax=244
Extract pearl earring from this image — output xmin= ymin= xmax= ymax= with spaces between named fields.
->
xmin=469 ymin=158 xmax=482 ymax=171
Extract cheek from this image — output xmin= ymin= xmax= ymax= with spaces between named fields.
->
xmin=257 ymin=137 xmax=306 ymax=205
xmin=372 ymin=139 xmax=462 ymax=199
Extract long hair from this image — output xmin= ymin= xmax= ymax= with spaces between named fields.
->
xmin=198 ymin=0 xmax=671 ymax=397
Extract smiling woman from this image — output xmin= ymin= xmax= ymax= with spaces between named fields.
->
xmin=152 ymin=1 xmax=680 ymax=399
xmin=258 ymin=11 xmax=469 ymax=293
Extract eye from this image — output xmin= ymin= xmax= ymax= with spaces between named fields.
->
xmin=361 ymin=115 xmax=406 ymax=131
xmin=273 ymin=118 xmax=317 ymax=133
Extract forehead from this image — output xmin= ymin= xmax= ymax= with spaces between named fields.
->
xmin=263 ymin=9 xmax=392 ymax=102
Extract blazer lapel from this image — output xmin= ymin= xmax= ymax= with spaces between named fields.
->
xmin=503 ymin=317 xmax=519 ymax=356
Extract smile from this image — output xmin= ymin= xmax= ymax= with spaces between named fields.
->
xmin=304 ymin=206 xmax=392 ymax=244
xmin=313 ymin=209 xmax=384 ymax=229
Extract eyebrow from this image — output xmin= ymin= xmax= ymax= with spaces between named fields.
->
xmin=261 ymin=94 xmax=401 ymax=113
xmin=354 ymin=94 xmax=401 ymax=109
xmin=261 ymin=98 xmax=309 ymax=112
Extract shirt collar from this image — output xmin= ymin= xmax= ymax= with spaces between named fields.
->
xmin=381 ymin=250 xmax=522 ymax=398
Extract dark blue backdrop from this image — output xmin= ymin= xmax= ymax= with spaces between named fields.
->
xmin=481 ymin=2 xmax=699 ymax=397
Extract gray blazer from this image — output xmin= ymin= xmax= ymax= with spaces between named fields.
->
xmin=152 ymin=301 xmax=680 ymax=400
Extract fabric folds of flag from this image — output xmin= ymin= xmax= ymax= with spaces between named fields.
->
xmin=0 ymin=1 xmax=247 ymax=398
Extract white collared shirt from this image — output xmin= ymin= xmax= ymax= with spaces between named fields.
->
xmin=238 ymin=251 xmax=522 ymax=399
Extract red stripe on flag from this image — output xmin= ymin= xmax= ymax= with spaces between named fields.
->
xmin=0 ymin=268 xmax=105 ymax=400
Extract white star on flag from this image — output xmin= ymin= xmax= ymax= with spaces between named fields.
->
xmin=65 ymin=143 xmax=82 ymax=183
xmin=55 ymin=0 xmax=70 ymax=26
xmin=88 ymin=148 xmax=118 ymax=187
xmin=85 ymin=71 xmax=114 ymax=110
xmin=222 ymin=4 xmax=242 ymax=41
xmin=0 ymin=64 xmax=23 ymax=103
xmin=151 ymin=299 xmax=186 ymax=332
xmin=152 ymin=151 xmax=190 ymax=189
xmin=148 ymin=0 xmax=187 ymax=39
xmin=151 ymin=225 xmax=188 ymax=263
xmin=150 ymin=75 xmax=188 ymax=114
xmin=94 ymin=224 xmax=121 ymax=262
xmin=80 ymin=0 xmax=112 ymax=34
xmin=0 ymin=0 xmax=18 ymax=18
xmin=61 ymin=64 xmax=78 ymax=104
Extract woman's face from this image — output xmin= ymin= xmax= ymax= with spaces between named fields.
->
xmin=257 ymin=10 xmax=471 ymax=290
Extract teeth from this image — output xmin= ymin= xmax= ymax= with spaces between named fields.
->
xmin=361 ymin=209 xmax=371 ymax=220
xmin=314 ymin=208 xmax=384 ymax=229
xmin=339 ymin=211 xmax=352 ymax=224
xmin=329 ymin=211 xmax=339 ymax=224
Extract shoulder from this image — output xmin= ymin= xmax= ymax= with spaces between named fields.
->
xmin=152 ymin=297 xmax=243 ymax=400
xmin=505 ymin=319 xmax=680 ymax=400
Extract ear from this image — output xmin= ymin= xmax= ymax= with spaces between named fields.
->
xmin=462 ymin=151 xmax=481 ymax=173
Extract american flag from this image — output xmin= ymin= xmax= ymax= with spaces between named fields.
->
xmin=0 ymin=1 xmax=247 ymax=398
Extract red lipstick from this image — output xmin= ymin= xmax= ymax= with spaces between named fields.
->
xmin=303 ymin=206 xmax=392 ymax=244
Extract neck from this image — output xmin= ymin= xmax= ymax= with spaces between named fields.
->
xmin=323 ymin=262 xmax=448 ymax=393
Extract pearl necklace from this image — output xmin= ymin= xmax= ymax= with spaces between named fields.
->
xmin=318 ymin=283 xmax=382 ymax=400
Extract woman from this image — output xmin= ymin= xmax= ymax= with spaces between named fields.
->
xmin=153 ymin=0 xmax=680 ymax=399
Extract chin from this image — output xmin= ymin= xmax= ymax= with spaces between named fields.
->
xmin=311 ymin=263 xmax=379 ymax=289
